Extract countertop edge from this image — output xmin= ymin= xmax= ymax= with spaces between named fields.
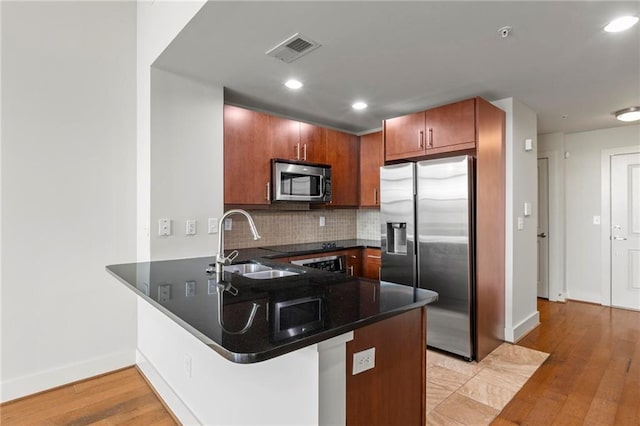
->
xmin=106 ymin=267 xmax=435 ymax=364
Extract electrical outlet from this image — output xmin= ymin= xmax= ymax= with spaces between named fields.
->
xmin=208 ymin=218 xmax=219 ymax=234
xmin=593 ymin=215 xmax=601 ymax=225
xmin=319 ymin=216 xmax=326 ymax=227
xmin=224 ymin=218 xmax=233 ymax=231
xmin=352 ymin=347 xmax=375 ymax=375
xmin=158 ymin=218 xmax=171 ymax=236
xmin=158 ymin=284 xmax=171 ymax=303
xmin=517 ymin=216 xmax=524 ymax=230
xmin=186 ymin=219 xmax=196 ymax=235
xmin=185 ymin=280 xmax=196 ymax=297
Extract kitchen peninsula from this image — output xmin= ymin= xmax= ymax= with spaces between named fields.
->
xmin=107 ymin=252 xmax=437 ymax=425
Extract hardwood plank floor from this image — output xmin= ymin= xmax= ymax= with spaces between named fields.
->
xmin=493 ymin=299 xmax=640 ymax=425
xmin=0 ymin=367 xmax=177 ymax=426
xmin=2 ymin=300 xmax=637 ymax=425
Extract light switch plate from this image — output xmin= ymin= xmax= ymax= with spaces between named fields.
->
xmin=352 ymin=347 xmax=375 ymax=375
xmin=224 ymin=218 xmax=233 ymax=231
xmin=593 ymin=215 xmax=601 ymax=225
xmin=186 ymin=219 xmax=196 ymax=235
xmin=208 ymin=218 xmax=219 ymax=234
xmin=185 ymin=280 xmax=196 ymax=297
xmin=524 ymin=138 xmax=533 ymax=151
xmin=524 ymin=202 xmax=532 ymax=217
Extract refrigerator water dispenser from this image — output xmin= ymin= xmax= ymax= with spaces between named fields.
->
xmin=386 ymin=222 xmax=407 ymax=254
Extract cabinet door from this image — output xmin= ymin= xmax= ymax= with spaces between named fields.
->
xmin=269 ymin=115 xmax=301 ymax=161
xmin=224 ymin=105 xmax=272 ymax=205
xmin=425 ymin=98 xmax=476 ymax=154
xmin=359 ymin=132 xmax=383 ymax=207
xmin=325 ymin=129 xmax=360 ymax=206
xmin=346 ymin=248 xmax=362 ymax=277
xmin=300 ymin=122 xmax=326 ymax=163
xmin=384 ymin=111 xmax=426 ymax=161
xmin=362 ymin=248 xmax=381 ymax=280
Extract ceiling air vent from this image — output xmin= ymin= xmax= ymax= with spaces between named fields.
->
xmin=266 ymin=33 xmax=321 ymax=63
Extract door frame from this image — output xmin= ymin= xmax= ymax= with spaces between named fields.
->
xmin=538 ymin=150 xmax=563 ymax=302
xmin=600 ymin=145 xmax=640 ymax=306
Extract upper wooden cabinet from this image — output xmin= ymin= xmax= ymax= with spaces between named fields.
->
xmin=269 ymin=115 xmax=301 ymax=161
xmin=224 ymin=105 xmax=358 ymax=206
xmin=325 ymin=129 xmax=359 ymax=207
xmin=359 ymin=131 xmax=383 ymax=207
xmin=270 ymin=117 xmax=326 ymax=163
xmin=384 ymin=98 xmax=477 ymax=161
xmin=224 ymin=105 xmax=272 ymax=205
xmin=300 ymin=122 xmax=326 ymax=163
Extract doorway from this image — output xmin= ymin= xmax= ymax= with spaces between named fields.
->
xmin=601 ymin=146 xmax=640 ymax=308
xmin=537 ymin=158 xmax=549 ymax=299
xmin=610 ymin=152 xmax=640 ymax=310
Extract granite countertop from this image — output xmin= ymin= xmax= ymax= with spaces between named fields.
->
xmin=107 ymin=252 xmax=437 ymax=364
xmin=258 ymin=238 xmax=381 ymax=258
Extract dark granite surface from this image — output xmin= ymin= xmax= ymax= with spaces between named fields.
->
xmin=258 ymin=238 xmax=381 ymax=257
xmin=107 ymin=252 xmax=436 ymax=364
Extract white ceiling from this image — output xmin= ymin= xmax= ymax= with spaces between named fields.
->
xmin=154 ymin=1 xmax=640 ymax=135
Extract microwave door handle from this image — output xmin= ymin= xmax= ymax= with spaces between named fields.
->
xmin=320 ymin=175 xmax=325 ymax=197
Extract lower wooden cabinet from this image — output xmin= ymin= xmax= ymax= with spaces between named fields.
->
xmin=345 ymin=249 xmax=362 ymax=277
xmin=362 ymin=248 xmax=381 ymax=280
xmin=346 ymin=307 xmax=427 ymax=425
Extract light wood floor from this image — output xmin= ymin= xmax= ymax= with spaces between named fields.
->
xmin=1 ymin=300 xmax=638 ymax=425
xmin=0 ymin=367 xmax=177 ymax=425
xmin=493 ymin=299 xmax=640 ymax=425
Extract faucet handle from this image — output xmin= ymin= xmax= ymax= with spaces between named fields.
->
xmin=226 ymin=250 xmax=239 ymax=263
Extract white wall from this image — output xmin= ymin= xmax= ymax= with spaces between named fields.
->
xmin=492 ymin=98 xmax=539 ymax=342
xmin=1 ymin=2 xmax=137 ymax=402
xmin=538 ymin=132 xmax=566 ymax=301
xmin=150 ymin=68 xmax=223 ymax=260
xmin=136 ymin=0 xmax=208 ymax=261
xmin=563 ymin=125 xmax=640 ymax=303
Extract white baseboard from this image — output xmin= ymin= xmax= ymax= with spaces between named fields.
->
xmin=504 ymin=311 xmax=540 ymax=343
xmin=1 ymin=350 xmax=135 ymax=403
xmin=136 ymin=350 xmax=200 ymax=426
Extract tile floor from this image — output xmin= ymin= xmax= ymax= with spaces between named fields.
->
xmin=426 ymin=343 xmax=549 ymax=425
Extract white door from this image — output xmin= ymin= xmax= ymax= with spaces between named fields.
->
xmin=537 ymin=158 xmax=549 ymax=298
xmin=611 ymin=153 xmax=640 ymax=310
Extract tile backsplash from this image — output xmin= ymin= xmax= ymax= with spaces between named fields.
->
xmin=225 ymin=209 xmax=355 ymax=248
xmin=357 ymin=209 xmax=381 ymax=241
xmin=224 ymin=209 xmax=381 ymax=249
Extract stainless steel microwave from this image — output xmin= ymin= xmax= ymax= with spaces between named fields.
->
xmin=271 ymin=159 xmax=331 ymax=203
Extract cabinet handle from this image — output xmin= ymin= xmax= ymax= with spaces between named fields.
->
xmin=367 ymin=255 xmax=381 ymax=259
xmin=418 ymin=130 xmax=424 ymax=148
xmin=428 ymin=128 xmax=433 ymax=148
xmin=295 ymin=143 xmax=300 ymax=160
xmin=348 ymin=266 xmax=354 ymax=276
xmin=303 ymin=144 xmax=307 ymax=161
xmin=266 ymin=182 xmax=270 ymax=201
xmin=374 ymin=188 xmax=378 ymax=205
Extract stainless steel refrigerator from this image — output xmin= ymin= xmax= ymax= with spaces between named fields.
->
xmin=381 ymin=155 xmax=475 ymax=360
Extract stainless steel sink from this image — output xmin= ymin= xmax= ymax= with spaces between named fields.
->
xmin=224 ymin=261 xmax=304 ymax=279
xmin=225 ymin=263 xmax=272 ymax=275
xmin=242 ymin=270 xmax=300 ymax=279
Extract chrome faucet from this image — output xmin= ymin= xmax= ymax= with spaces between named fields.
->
xmin=215 ymin=209 xmax=261 ymax=283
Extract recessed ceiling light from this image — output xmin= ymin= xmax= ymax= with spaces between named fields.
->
xmin=352 ymin=102 xmax=368 ymax=110
xmin=614 ymin=107 xmax=640 ymax=122
xmin=604 ymin=15 xmax=639 ymax=32
xmin=284 ymin=79 xmax=303 ymax=90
